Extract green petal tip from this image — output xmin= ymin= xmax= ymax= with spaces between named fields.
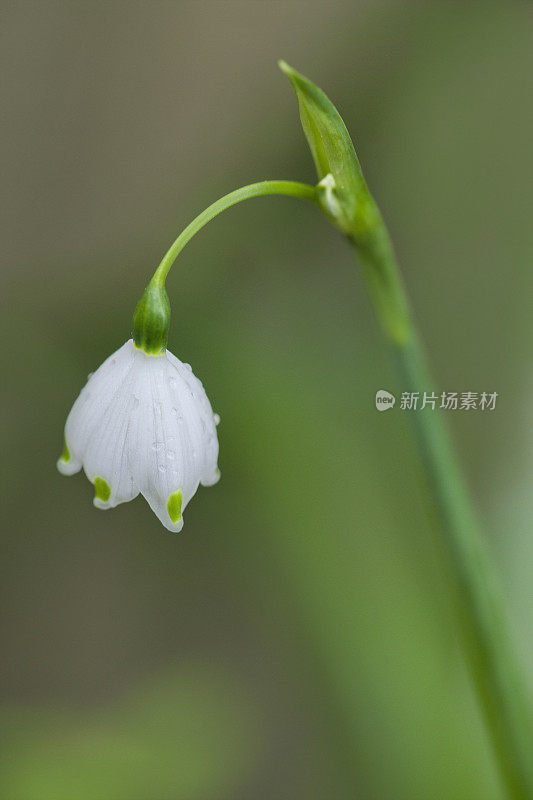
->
xmin=167 ymin=490 xmax=183 ymax=525
xmin=60 ymin=440 xmax=70 ymax=463
xmin=94 ymin=476 xmax=111 ymax=503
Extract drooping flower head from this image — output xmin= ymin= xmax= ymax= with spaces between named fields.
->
xmin=58 ymin=283 xmax=220 ymax=532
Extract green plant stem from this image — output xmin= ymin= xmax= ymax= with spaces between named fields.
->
xmin=152 ymin=180 xmax=317 ymax=286
xmin=146 ymin=170 xmax=531 ymax=796
xmin=353 ymin=230 xmax=533 ymax=800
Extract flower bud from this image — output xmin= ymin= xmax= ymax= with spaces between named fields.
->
xmin=132 ymin=280 xmax=171 ymax=355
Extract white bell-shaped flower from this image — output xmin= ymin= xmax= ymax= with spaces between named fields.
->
xmin=57 ymin=340 xmax=220 ymax=532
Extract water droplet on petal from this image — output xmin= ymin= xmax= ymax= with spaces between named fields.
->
xmin=87 ymin=372 xmax=94 ymax=380
xmin=133 ymin=395 xmax=140 ymax=409
xmin=214 ymin=413 xmax=221 ymax=426
xmin=184 ymin=363 xmax=192 ymax=372
xmin=152 ymin=441 xmax=164 ymax=452
xmin=158 ymin=464 xmax=166 ymax=473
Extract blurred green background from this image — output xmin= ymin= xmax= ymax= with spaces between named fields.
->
xmin=1 ymin=1 xmax=532 ymax=798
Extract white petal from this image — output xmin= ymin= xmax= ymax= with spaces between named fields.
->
xmin=129 ymin=354 xmax=192 ymax=531
xmin=83 ymin=355 xmax=140 ymax=509
xmin=64 ymin=341 xmax=136 ymax=466
xmin=127 ymin=348 xmax=220 ymax=532
xmin=165 ymin=350 xmax=220 ymax=486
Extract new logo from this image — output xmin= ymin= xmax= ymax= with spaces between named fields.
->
xmin=375 ymin=390 xmax=396 ymax=411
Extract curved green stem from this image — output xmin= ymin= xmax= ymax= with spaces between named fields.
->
xmin=152 ymin=180 xmax=317 ymax=286
xmin=133 ymin=180 xmax=316 ymax=355
xmin=353 ymin=227 xmax=533 ymax=800
xmin=138 ymin=163 xmax=532 ymax=795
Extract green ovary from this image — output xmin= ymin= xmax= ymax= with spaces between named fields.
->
xmin=94 ymin=476 xmax=111 ymax=502
xmin=167 ymin=490 xmax=183 ymax=524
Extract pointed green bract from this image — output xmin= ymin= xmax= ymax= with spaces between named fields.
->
xmin=280 ymin=60 xmax=410 ymax=344
xmin=167 ymin=490 xmax=183 ymax=525
xmin=94 ymin=476 xmax=111 ymax=503
xmin=279 ymin=60 xmax=375 ymax=236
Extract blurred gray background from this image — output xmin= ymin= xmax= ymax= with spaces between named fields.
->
xmin=1 ymin=1 xmax=532 ymax=798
